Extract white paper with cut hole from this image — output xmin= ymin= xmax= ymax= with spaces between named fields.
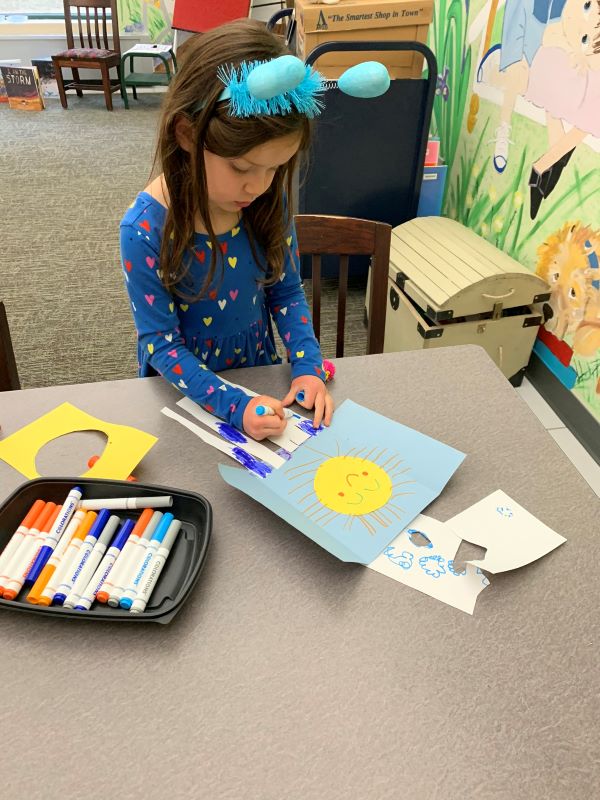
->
xmin=368 ymin=514 xmax=490 ymax=614
xmin=445 ymin=490 xmax=566 ymax=573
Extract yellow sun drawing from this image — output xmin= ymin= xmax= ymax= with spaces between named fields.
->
xmin=286 ymin=443 xmax=415 ymax=536
xmin=314 ymin=456 xmax=392 ymax=514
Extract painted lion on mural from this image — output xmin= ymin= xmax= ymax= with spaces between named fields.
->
xmin=536 ymin=221 xmax=600 ymax=392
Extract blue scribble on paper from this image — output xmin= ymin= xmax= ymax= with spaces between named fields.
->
xmin=297 ymin=420 xmax=323 ymax=437
xmin=231 ymin=447 xmax=272 ymax=478
xmin=476 ymin=567 xmax=490 ymax=586
xmin=496 ymin=505 xmax=513 ymax=518
xmin=384 ymin=546 xmax=413 ymax=570
xmin=276 ymin=448 xmax=292 ymax=461
xmin=407 ymin=528 xmax=433 ymax=548
xmin=418 ymin=555 xmax=446 ymax=578
xmin=216 ymin=422 xmax=247 ymax=445
xmin=447 ymin=560 xmax=466 ymax=576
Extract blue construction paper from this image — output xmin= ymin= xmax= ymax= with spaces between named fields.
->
xmin=219 ymin=399 xmax=465 ymax=564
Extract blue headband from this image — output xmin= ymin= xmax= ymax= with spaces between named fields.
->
xmin=192 ymin=55 xmax=391 ymax=118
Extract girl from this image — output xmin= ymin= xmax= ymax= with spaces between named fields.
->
xmin=120 ymin=19 xmax=334 ymax=441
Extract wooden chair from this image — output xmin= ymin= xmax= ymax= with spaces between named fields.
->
xmin=295 ymin=214 xmax=392 ymax=357
xmin=52 ymin=1 xmax=122 ymax=111
xmin=0 ymin=301 xmax=21 ymax=392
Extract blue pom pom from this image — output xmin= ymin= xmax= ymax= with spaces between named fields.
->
xmin=217 ymin=59 xmax=325 ymax=118
xmin=338 ymin=62 xmax=391 ymax=99
xmin=247 ymin=55 xmax=306 ymax=101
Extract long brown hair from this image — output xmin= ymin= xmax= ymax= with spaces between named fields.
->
xmin=154 ymin=19 xmax=312 ymax=301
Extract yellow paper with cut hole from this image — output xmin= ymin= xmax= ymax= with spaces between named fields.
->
xmin=0 ymin=402 xmax=157 ymax=480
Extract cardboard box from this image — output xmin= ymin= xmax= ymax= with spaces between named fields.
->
xmin=294 ymin=0 xmax=433 ymax=79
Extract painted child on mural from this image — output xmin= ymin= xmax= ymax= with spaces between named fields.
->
xmin=525 ymin=0 xmax=600 ymax=217
xmin=487 ymin=0 xmax=567 ymax=174
xmin=485 ymin=0 xmax=600 ymax=218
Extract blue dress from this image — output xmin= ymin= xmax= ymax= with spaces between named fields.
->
xmin=120 ymin=192 xmax=325 ymax=431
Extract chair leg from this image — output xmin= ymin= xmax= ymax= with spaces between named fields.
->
xmin=54 ymin=63 xmax=68 ymax=109
xmin=117 ymin=63 xmax=129 ymax=109
xmin=71 ymin=68 xmax=83 ymax=97
xmin=132 ymin=85 xmax=138 ymax=100
xmin=100 ymin=64 xmax=113 ymax=111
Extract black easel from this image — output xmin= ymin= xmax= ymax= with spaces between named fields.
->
xmin=268 ymin=10 xmax=437 ymax=277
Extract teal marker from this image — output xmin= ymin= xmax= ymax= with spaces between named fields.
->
xmin=119 ymin=512 xmax=174 ymax=610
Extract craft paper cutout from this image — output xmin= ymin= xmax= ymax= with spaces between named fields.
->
xmin=161 ymin=406 xmax=276 ymax=476
xmin=445 ymin=490 xmax=566 ymax=573
xmin=368 ymin=514 xmax=490 ymax=614
xmin=0 ymin=402 xmax=157 ymax=480
xmin=220 ymin=399 xmax=465 ymax=564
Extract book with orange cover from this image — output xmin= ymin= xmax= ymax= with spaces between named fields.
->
xmin=0 ymin=66 xmax=45 ymax=111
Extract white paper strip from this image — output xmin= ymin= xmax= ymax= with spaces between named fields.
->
xmin=215 ymin=375 xmax=316 ymax=452
xmin=176 ymin=396 xmax=286 ymax=469
xmin=160 ymin=407 xmax=272 ymax=477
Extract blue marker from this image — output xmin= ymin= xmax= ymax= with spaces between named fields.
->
xmin=255 ymin=405 xmax=293 ymax=418
xmin=119 ymin=513 xmax=174 ymax=610
xmin=296 ymin=391 xmax=305 ymax=403
xmin=73 ymin=519 xmax=135 ymax=611
xmin=52 ymin=508 xmax=111 ymax=606
xmin=24 ymin=486 xmax=83 ymax=587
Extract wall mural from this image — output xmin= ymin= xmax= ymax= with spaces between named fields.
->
xmin=430 ymin=0 xmax=600 ymax=419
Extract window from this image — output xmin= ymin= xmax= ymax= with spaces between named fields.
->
xmin=1 ymin=2 xmax=65 ymax=16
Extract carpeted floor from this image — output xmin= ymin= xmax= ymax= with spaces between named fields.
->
xmin=1 ymin=94 xmax=368 ymax=390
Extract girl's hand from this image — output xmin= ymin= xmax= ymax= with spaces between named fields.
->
xmin=242 ymin=395 xmax=289 ymax=441
xmin=282 ymin=375 xmax=334 ymax=429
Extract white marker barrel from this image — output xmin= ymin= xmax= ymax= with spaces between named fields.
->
xmin=63 ymin=516 xmax=120 ymax=608
xmin=130 ymin=520 xmax=182 ymax=614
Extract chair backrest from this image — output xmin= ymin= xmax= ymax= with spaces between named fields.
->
xmin=63 ymin=1 xmax=120 ymax=54
xmin=295 ymin=214 xmax=392 ymax=357
xmin=0 ymin=301 xmax=21 ymax=392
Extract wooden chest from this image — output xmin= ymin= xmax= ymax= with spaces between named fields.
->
xmin=383 ymin=216 xmax=551 ymax=384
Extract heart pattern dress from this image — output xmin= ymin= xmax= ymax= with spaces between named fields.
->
xmin=120 ymin=192 xmax=325 ymax=430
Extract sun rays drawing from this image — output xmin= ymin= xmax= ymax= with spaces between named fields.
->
xmin=286 ymin=443 xmax=415 ymax=537
xmin=220 ymin=400 xmax=466 ymax=564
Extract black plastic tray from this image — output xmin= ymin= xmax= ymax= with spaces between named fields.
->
xmin=0 ymin=477 xmax=212 ymax=624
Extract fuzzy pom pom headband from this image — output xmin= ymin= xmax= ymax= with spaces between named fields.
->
xmin=192 ymin=55 xmax=391 ymax=118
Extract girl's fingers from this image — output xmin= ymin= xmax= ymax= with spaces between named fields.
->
xmin=323 ymin=393 xmax=334 ymax=426
xmin=312 ymin=393 xmax=325 ymax=428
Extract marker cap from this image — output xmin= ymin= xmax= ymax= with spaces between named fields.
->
xmin=111 ymin=519 xmax=136 ymax=552
xmin=86 ymin=508 xmax=112 ymax=540
xmin=150 ymin=513 xmax=175 ymax=545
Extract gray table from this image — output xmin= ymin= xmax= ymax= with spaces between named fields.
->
xmin=0 ymin=346 xmax=598 ymax=800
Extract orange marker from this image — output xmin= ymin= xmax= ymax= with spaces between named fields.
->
xmin=37 ymin=511 xmax=98 ymax=606
xmin=26 ymin=508 xmax=87 ymax=604
xmin=96 ymin=507 xmax=154 ymax=603
xmin=0 ymin=502 xmax=55 ymax=595
xmin=2 ymin=504 xmax=61 ymax=600
xmin=88 ymin=455 xmax=137 ymax=482
xmin=0 ymin=499 xmax=46 ymax=585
